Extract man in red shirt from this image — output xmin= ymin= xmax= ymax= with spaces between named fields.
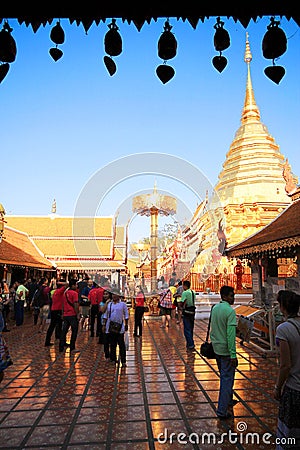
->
xmin=45 ymin=280 xmax=68 ymax=347
xmin=59 ymin=279 xmax=80 ymax=354
xmin=88 ymin=284 xmax=104 ymax=338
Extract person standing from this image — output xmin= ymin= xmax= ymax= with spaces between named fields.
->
xmin=274 ymin=290 xmax=300 ymax=450
xmin=79 ymin=278 xmax=94 ymax=331
xmin=37 ymin=278 xmax=51 ymax=333
xmin=159 ymin=286 xmax=173 ymax=328
xmin=0 ymin=309 xmax=13 ymax=385
xmin=102 ymin=289 xmax=129 ymax=367
xmin=181 ymin=280 xmax=196 ymax=351
xmin=210 ymin=285 xmax=238 ymax=419
xmin=45 ymin=280 xmax=67 ymax=346
xmin=15 ymin=280 xmax=29 ymax=326
xmin=0 ymin=280 xmax=10 ymax=332
xmin=88 ymin=283 xmax=104 ymax=338
xmin=168 ymin=278 xmax=177 ymax=319
xmin=173 ymin=280 xmax=184 ymax=324
xmin=134 ymin=286 xmax=145 ymax=338
xmin=59 ymin=279 xmax=80 ymax=354
xmin=100 ymin=289 xmax=113 ymax=356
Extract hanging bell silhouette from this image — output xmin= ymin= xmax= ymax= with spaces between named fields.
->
xmin=264 ymin=65 xmax=285 ymax=84
xmin=212 ymin=55 xmax=227 ymax=73
xmin=0 ymin=22 xmax=17 ymax=63
xmin=156 ymin=64 xmax=175 ymax=84
xmin=262 ymin=18 xmax=287 ymax=60
xmin=214 ymin=27 xmax=230 ymax=51
xmin=158 ymin=21 xmax=177 ymax=61
xmin=104 ymin=19 xmax=122 ymax=57
xmin=0 ymin=63 xmax=10 ymax=83
xmin=49 ymin=47 xmax=63 ymax=62
xmin=50 ymin=22 xmax=65 ymax=45
xmin=104 ymin=56 xmax=117 ymax=76
xmin=213 ymin=18 xmax=230 ymax=52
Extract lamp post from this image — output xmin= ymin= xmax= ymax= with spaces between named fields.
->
xmin=132 ymin=184 xmax=176 ymax=292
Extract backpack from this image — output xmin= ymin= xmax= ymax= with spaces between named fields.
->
xmin=32 ymin=286 xmax=45 ymax=308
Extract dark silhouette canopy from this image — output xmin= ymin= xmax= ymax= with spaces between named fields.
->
xmin=1 ymin=1 xmax=299 ymax=33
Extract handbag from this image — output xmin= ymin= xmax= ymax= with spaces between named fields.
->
xmin=109 ymin=320 xmax=122 ymax=333
xmin=108 ymin=303 xmax=122 ymax=334
xmin=200 ymin=305 xmax=216 ymax=359
xmin=182 ymin=291 xmax=196 ymax=316
xmin=79 ymin=298 xmax=91 ymax=307
xmin=124 ymin=331 xmax=129 ymax=350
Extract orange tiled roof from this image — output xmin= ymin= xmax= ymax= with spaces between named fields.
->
xmin=34 ymin=239 xmax=113 ymax=258
xmin=226 ymin=199 xmax=300 ymax=258
xmin=6 ymin=216 xmax=114 ymax=238
xmin=5 ymin=215 xmax=127 ymax=271
xmin=0 ymin=227 xmax=54 ymax=269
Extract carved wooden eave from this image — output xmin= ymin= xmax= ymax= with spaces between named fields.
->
xmin=228 ymin=236 xmax=300 ymax=260
xmin=226 ymin=199 xmax=300 ymax=260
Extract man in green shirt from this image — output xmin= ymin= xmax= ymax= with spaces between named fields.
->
xmin=181 ymin=280 xmax=196 ymax=351
xmin=210 ymin=285 xmax=238 ymax=419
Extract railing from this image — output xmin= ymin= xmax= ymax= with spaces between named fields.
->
xmin=188 ymin=273 xmax=252 ymax=293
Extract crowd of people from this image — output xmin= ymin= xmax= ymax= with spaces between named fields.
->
xmin=0 ymin=273 xmax=299 ymax=448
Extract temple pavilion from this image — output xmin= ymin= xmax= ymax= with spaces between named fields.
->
xmin=5 ymin=200 xmax=128 ymax=283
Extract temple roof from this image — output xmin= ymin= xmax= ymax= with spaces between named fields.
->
xmin=5 ymin=215 xmax=127 ymax=271
xmin=0 ymin=226 xmax=54 ymax=269
xmin=226 ymin=198 xmax=300 ymax=258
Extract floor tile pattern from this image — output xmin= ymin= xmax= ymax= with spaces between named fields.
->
xmin=0 ymin=311 xmax=280 ymax=449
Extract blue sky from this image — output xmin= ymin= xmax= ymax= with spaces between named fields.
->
xmin=1 ymin=16 xmax=299 ymax=243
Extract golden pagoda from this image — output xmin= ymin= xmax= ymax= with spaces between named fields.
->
xmin=215 ymin=33 xmax=297 ymax=246
xmin=182 ymin=34 xmax=298 ymax=287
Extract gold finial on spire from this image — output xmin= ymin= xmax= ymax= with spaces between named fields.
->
xmin=241 ymin=32 xmax=260 ymax=124
xmin=244 ymin=32 xmax=252 ymax=64
xmin=51 ymin=199 xmax=57 ymax=214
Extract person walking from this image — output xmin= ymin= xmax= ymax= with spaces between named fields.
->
xmin=45 ymin=280 xmax=67 ymax=346
xmin=0 ymin=309 xmax=13 ymax=385
xmin=100 ymin=289 xmax=113 ymax=356
xmin=0 ymin=280 xmax=10 ymax=332
xmin=37 ymin=278 xmax=51 ymax=333
xmin=159 ymin=285 xmax=173 ymax=328
xmin=181 ymin=280 xmax=196 ymax=351
xmin=210 ymin=285 xmax=238 ymax=419
xmin=15 ymin=280 xmax=29 ymax=326
xmin=88 ymin=283 xmax=104 ymax=338
xmin=168 ymin=279 xmax=177 ymax=319
xmin=79 ymin=278 xmax=94 ymax=331
xmin=59 ymin=279 xmax=80 ymax=354
xmin=133 ymin=286 xmax=145 ymax=337
xmin=274 ymin=290 xmax=300 ymax=450
xmin=102 ymin=289 xmax=129 ymax=367
xmin=173 ymin=280 xmax=184 ymax=324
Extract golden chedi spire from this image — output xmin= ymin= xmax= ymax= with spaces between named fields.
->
xmin=242 ymin=32 xmax=260 ymax=124
xmin=214 ymin=33 xmax=295 ymax=246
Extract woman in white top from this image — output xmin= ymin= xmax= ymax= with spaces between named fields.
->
xmin=274 ymin=290 xmax=300 ymax=450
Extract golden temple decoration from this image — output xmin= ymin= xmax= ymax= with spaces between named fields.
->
xmin=283 ymin=159 xmax=298 ymax=196
xmin=133 ymin=183 xmax=177 ymax=292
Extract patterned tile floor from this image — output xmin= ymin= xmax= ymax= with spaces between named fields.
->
xmin=0 ymin=310 xmax=280 ymax=449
